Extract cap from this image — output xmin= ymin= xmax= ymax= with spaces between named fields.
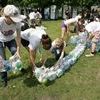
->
xmin=4 ymin=5 xmax=26 ymax=22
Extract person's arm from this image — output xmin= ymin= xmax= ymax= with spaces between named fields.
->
xmin=75 ymin=22 xmax=79 ymax=35
xmin=29 ymin=49 xmax=36 ymax=71
xmin=38 ymin=45 xmax=46 ymax=65
xmin=15 ymin=27 xmax=21 ymax=58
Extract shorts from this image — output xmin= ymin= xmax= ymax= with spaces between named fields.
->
xmin=21 ymin=38 xmax=29 ymax=47
xmin=61 ymin=21 xmax=67 ymax=32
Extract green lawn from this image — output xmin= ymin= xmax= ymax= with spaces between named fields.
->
xmin=0 ymin=20 xmax=100 ymax=100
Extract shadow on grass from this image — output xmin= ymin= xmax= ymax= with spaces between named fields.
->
xmin=44 ymin=80 xmax=55 ymax=87
xmin=23 ymin=77 xmax=56 ymax=87
xmin=8 ymin=68 xmax=28 ymax=81
xmin=36 ymin=58 xmax=56 ymax=68
xmin=23 ymin=76 xmax=40 ymax=87
xmin=40 ymin=58 xmax=57 ymax=68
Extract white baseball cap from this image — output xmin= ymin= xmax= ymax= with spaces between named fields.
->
xmin=3 ymin=5 xmax=26 ymax=22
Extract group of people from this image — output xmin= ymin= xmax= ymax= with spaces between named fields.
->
xmin=0 ymin=5 xmax=65 ymax=87
xmin=61 ymin=11 xmax=100 ymax=57
xmin=0 ymin=4 xmax=100 ymax=87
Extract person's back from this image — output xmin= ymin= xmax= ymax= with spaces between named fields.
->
xmin=85 ymin=21 xmax=100 ymax=33
xmin=21 ymin=27 xmax=47 ymax=50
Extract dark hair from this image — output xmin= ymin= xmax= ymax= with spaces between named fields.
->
xmin=78 ymin=18 xmax=85 ymax=24
xmin=41 ymin=34 xmax=52 ymax=50
xmin=21 ymin=22 xmax=29 ymax=31
xmin=89 ymin=16 xmax=94 ymax=22
xmin=41 ymin=34 xmax=51 ymax=44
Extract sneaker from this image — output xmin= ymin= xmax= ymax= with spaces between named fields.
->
xmin=85 ymin=53 xmax=94 ymax=57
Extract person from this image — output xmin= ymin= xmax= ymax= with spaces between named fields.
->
xmin=51 ymin=38 xmax=66 ymax=60
xmin=28 ymin=10 xmax=36 ymax=27
xmin=35 ymin=10 xmax=42 ymax=26
xmin=61 ymin=15 xmax=81 ymax=41
xmin=74 ymin=18 xmax=85 ymax=35
xmin=65 ymin=9 xmax=70 ymax=19
xmin=21 ymin=17 xmax=30 ymax=31
xmin=21 ymin=26 xmax=52 ymax=77
xmin=29 ymin=9 xmax=42 ymax=27
xmin=21 ymin=28 xmax=67 ymax=77
xmin=85 ymin=21 xmax=100 ymax=57
xmin=0 ymin=5 xmax=26 ymax=86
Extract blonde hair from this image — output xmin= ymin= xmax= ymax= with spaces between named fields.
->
xmin=53 ymin=38 xmax=64 ymax=47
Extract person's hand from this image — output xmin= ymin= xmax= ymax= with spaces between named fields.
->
xmin=15 ymin=51 xmax=20 ymax=59
xmin=40 ymin=58 xmax=46 ymax=65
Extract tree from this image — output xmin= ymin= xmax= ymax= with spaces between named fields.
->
xmin=0 ymin=0 xmax=8 ymax=7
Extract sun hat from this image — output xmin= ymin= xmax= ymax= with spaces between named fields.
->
xmin=3 ymin=5 xmax=26 ymax=22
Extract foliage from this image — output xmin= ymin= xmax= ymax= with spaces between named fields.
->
xmin=6 ymin=0 xmax=100 ymax=9
xmin=0 ymin=0 xmax=8 ymax=7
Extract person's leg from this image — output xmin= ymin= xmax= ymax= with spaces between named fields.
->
xmin=7 ymin=39 xmax=28 ymax=74
xmin=0 ymin=42 xmax=6 ymax=59
xmin=6 ymin=39 xmax=17 ymax=55
xmin=61 ymin=21 xmax=67 ymax=39
xmin=85 ymin=42 xmax=97 ymax=57
xmin=91 ymin=42 xmax=96 ymax=54
xmin=4 ymin=39 xmax=16 ymax=86
xmin=61 ymin=27 xmax=67 ymax=39
xmin=61 ymin=21 xmax=70 ymax=43
xmin=0 ymin=42 xmax=7 ymax=87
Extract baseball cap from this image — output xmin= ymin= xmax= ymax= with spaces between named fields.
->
xmin=3 ymin=5 xmax=26 ymax=22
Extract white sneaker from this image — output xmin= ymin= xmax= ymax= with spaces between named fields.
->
xmin=85 ymin=53 xmax=94 ymax=57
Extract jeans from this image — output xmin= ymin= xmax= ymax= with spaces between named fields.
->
xmin=0 ymin=39 xmax=17 ymax=59
xmin=0 ymin=72 xmax=7 ymax=87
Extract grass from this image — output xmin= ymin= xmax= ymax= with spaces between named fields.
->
xmin=0 ymin=20 xmax=100 ymax=100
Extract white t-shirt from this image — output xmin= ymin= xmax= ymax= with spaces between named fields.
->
xmin=64 ymin=18 xmax=76 ymax=26
xmin=64 ymin=15 xmax=81 ymax=26
xmin=29 ymin=12 xmax=36 ymax=20
xmin=85 ymin=21 xmax=100 ymax=41
xmin=85 ymin=21 xmax=100 ymax=33
xmin=21 ymin=27 xmax=47 ymax=50
xmin=0 ymin=17 xmax=21 ymax=42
